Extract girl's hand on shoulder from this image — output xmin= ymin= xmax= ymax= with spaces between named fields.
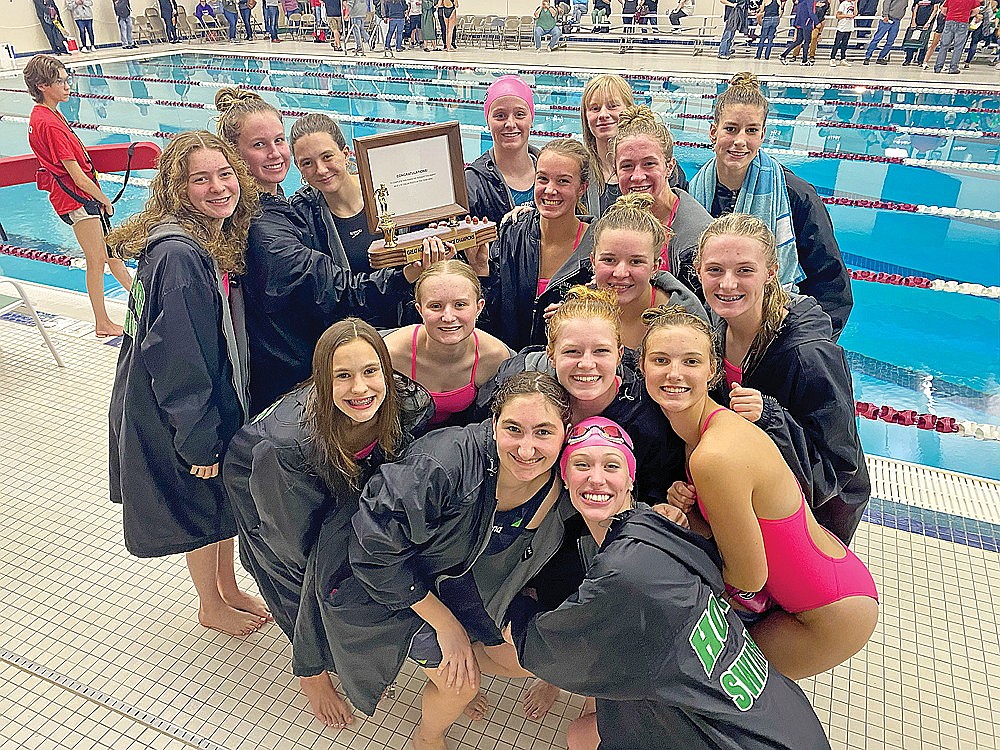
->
xmin=541 ymin=300 xmax=562 ymax=321
xmin=501 ymin=203 xmax=536 ymax=226
xmin=190 ymin=463 xmax=219 ymax=479
xmin=652 ymin=502 xmax=690 ymax=528
xmin=728 ymin=382 xmax=763 ymax=422
xmin=666 ymin=480 xmax=697 ymax=512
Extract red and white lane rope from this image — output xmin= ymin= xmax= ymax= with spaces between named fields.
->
xmin=855 ymin=402 xmax=1000 ymax=441
xmin=848 ymin=269 xmax=1000 ymax=298
xmin=5 ymin=77 xmax=1000 ymax=177
xmin=181 ymin=51 xmax=1000 ymax=97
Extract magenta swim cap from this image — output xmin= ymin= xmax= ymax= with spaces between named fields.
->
xmin=484 ymin=76 xmax=535 ymax=121
xmin=559 ymin=417 xmax=637 ymax=482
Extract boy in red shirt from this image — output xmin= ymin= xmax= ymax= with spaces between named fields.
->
xmin=24 ymin=55 xmax=132 ymax=337
xmin=932 ymin=0 xmax=983 ymax=72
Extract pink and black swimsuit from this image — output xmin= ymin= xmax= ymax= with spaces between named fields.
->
xmin=411 ymin=324 xmax=480 ymax=427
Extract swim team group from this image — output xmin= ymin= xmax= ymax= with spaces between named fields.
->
xmin=23 ymin=53 xmax=878 ymax=750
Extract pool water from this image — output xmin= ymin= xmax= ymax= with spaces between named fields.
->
xmin=1 ymin=53 xmax=998 ymax=479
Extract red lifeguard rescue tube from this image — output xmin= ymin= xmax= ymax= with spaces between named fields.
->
xmin=0 ymin=141 xmax=161 ymax=189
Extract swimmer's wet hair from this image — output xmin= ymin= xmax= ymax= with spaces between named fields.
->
xmin=214 ymin=87 xmax=282 ymax=147
xmin=538 ymin=138 xmax=591 ymax=215
xmin=492 ymin=371 xmax=571 ymax=425
xmin=611 ymin=105 xmax=674 ymax=165
xmin=580 ymin=74 xmax=635 ymax=184
xmin=289 ymin=112 xmax=348 ymax=152
xmin=639 ymin=304 xmax=723 ymax=388
xmin=591 ymin=192 xmax=669 ymax=262
xmin=713 ymin=72 xmax=770 ymax=126
xmin=414 ymin=259 xmax=483 ymax=304
xmin=696 ymin=213 xmax=789 ymax=372
xmin=547 ymin=285 xmax=623 ymax=352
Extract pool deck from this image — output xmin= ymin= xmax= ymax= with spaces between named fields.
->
xmin=2 ymin=41 xmax=999 ymax=750
xmin=2 ymin=275 xmax=1000 ymax=750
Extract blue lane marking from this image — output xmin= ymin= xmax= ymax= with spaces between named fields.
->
xmin=865 ymin=496 xmax=1000 ymax=552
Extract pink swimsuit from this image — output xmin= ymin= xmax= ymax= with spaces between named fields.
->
xmin=354 ymin=439 xmax=378 ymax=460
xmin=411 ymin=325 xmax=480 ymax=426
xmin=723 ymin=358 xmax=742 ymax=389
xmin=694 ymin=408 xmax=878 ymax=614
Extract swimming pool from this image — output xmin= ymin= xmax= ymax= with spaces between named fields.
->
xmin=1 ymin=52 xmax=997 ymax=479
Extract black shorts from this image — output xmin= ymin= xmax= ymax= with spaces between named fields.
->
xmin=406 ymin=571 xmax=504 ymax=669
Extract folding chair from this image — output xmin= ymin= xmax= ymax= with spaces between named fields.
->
xmin=0 ymin=277 xmax=64 ymax=367
xmin=454 ymin=14 xmax=473 ymax=45
xmin=132 ymin=16 xmax=149 ymax=43
xmin=143 ymin=9 xmax=168 ymax=41
xmin=501 ymin=15 xmax=520 ymax=49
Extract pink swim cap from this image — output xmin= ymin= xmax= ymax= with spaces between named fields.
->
xmin=559 ymin=417 xmax=636 ymax=482
xmin=483 ymin=76 xmax=535 ymax=121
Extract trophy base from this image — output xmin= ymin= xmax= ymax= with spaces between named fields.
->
xmin=368 ymin=219 xmax=498 ymax=269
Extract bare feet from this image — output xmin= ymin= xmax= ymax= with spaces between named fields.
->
xmin=95 ymin=321 xmax=124 ymax=338
xmin=221 ymin=589 xmax=273 ymax=621
xmin=411 ymin=733 xmax=449 ymax=750
xmin=462 ymin=691 xmax=489 ymax=721
xmin=299 ymin=673 xmax=356 ymax=728
xmin=523 ymin=679 xmax=560 ymax=721
xmin=198 ymin=602 xmax=268 ymax=636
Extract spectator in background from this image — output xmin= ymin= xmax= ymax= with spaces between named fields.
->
xmin=755 ymin=0 xmax=785 ymax=57
xmin=420 ymin=0 xmax=437 ymax=49
xmin=324 ymin=0 xmax=344 ymax=48
xmin=863 ymin=0 xmax=908 ymax=62
xmin=592 ymin=0 xmax=611 ymax=28
xmin=830 ymin=0 xmax=857 ymax=64
xmin=221 ymin=0 xmax=239 ymax=39
xmin=856 ymin=0 xmax=878 ymax=37
xmin=785 ymin=0 xmax=829 ymax=59
xmin=810 ymin=0 xmax=831 ymax=58
xmin=436 ymin=0 xmax=458 ymax=50
xmin=779 ymin=0 xmax=817 ymax=63
xmin=933 ymin=0 xmax=983 ymax=71
xmin=114 ymin=0 xmax=136 ymax=48
xmin=901 ymin=0 xmax=938 ymax=64
xmin=65 ymin=0 xmax=96 ymax=51
xmin=961 ymin=0 xmax=992 ymax=67
xmin=385 ymin=0 xmax=407 ymax=51
xmin=718 ymin=0 xmax=750 ymax=57
xmin=237 ymin=0 xmax=255 ymax=40
xmin=159 ymin=0 xmax=180 ymax=42
xmin=309 ymin=0 xmax=323 ymax=36
xmin=668 ymin=0 xmax=693 ymax=25
xmin=195 ymin=0 xmax=216 ymax=21
xmin=344 ymin=0 xmax=370 ymax=53
xmin=35 ymin=0 xmax=69 ymax=54
xmin=405 ymin=0 xmax=422 ymax=45
xmin=534 ymin=0 xmax=563 ymax=48
xmin=262 ymin=0 xmax=280 ymax=40
xmin=570 ymin=0 xmax=589 ymax=25
xmin=24 ymin=55 xmax=132 ymax=336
